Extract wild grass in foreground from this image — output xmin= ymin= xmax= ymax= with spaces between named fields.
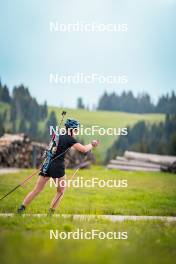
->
xmin=0 ymin=166 xmax=176 ymax=216
xmin=0 ymin=216 xmax=176 ymax=264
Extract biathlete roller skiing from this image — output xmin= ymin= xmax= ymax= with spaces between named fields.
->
xmin=16 ymin=111 xmax=99 ymax=215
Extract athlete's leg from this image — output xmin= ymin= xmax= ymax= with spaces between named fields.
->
xmin=23 ymin=176 xmax=49 ymax=207
xmin=50 ymin=175 xmax=66 ymax=209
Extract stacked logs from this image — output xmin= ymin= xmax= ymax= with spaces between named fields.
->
xmin=0 ymin=134 xmax=46 ymax=168
xmin=107 ymin=151 xmax=176 ymax=173
xmin=0 ymin=133 xmax=94 ymax=169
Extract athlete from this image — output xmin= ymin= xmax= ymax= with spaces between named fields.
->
xmin=17 ymin=119 xmax=99 ymax=214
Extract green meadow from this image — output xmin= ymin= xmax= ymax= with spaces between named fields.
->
xmin=0 ymin=166 xmax=176 ymax=264
xmin=0 ymin=166 xmax=175 ymax=215
xmin=0 ymin=217 xmax=176 ymax=264
xmin=0 ymin=105 xmax=174 ymax=264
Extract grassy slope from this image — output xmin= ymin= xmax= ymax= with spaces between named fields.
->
xmin=0 ymin=102 xmax=9 ymax=112
xmin=49 ymin=107 xmax=164 ymax=161
xmin=0 ymin=167 xmax=175 ymax=216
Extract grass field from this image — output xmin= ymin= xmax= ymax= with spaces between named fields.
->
xmin=0 ymin=166 xmax=176 ymax=215
xmin=0 ymin=167 xmax=176 ymax=263
xmin=0 ymin=217 xmax=176 ymax=264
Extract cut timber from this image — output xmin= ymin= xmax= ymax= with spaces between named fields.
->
xmin=110 ymin=159 xmax=161 ymax=169
xmin=0 ymin=133 xmax=46 ymax=168
xmin=107 ymin=151 xmax=175 ymax=172
xmin=124 ymin=151 xmax=176 ymax=166
xmin=107 ymin=164 xmax=160 ymax=172
xmin=115 ymin=157 xmax=126 ymax=161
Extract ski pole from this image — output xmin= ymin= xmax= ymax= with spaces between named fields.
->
xmin=0 ymin=148 xmax=71 ymax=202
xmin=0 ymin=111 xmax=67 ymax=202
xmin=59 ymin=111 xmax=66 ymax=127
xmin=0 ymin=145 xmax=72 ymax=202
xmin=0 ymin=169 xmax=40 ymax=201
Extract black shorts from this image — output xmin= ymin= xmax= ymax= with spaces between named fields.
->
xmin=39 ymin=161 xmax=65 ymax=179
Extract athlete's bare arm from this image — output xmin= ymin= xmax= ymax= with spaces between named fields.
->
xmin=73 ymin=140 xmax=99 ymax=153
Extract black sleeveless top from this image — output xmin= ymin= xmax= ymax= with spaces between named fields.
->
xmin=47 ymin=134 xmax=77 ymax=178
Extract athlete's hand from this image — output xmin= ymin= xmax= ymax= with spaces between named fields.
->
xmin=91 ymin=140 xmax=100 ymax=148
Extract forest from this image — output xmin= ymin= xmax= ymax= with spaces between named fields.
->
xmin=97 ymin=91 xmax=176 ymax=114
xmin=0 ymin=81 xmax=57 ymax=142
xmin=106 ymin=114 xmax=176 ymax=163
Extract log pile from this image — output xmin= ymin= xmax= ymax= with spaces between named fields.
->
xmin=0 ymin=133 xmax=94 ymax=169
xmin=107 ymin=151 xmax=176 ymax=173
xmin=0 ymin=134 xmax=46 ymax=168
